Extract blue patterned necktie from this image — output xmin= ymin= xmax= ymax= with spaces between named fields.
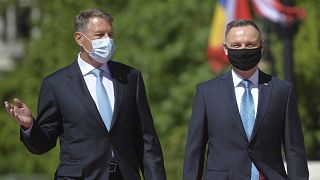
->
xmin=91 ymin=69 xmax=112 ymax=131
xmin=240 ymin=79 xmax=259 ymax=180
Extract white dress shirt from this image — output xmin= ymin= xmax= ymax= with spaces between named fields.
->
xmin=77 ymin=54 xmax=115 ymax=113
xmin=78 ymin=55 xmax=116 ymax=157
xmin=232 ymin=69 xmax=259 ymax=118
xmin=22 ymin=54 xmax=115 ymax=134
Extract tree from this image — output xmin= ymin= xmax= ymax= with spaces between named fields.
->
xmin=291 ymin=0 xmax=320 ymax=159
xmin=0 ymin=0 xmax=319 ymax=179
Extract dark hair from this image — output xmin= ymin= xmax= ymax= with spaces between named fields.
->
xmin=225 ymin=20 xmax=261 ymax=38
xmin=74 ymin=8 xmax=113 ymax=32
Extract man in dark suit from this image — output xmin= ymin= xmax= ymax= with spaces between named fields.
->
xmin=183 ymin=20 xmax=308 ymax=180
xmin=4 ymin=8 xmax=166 ymax=180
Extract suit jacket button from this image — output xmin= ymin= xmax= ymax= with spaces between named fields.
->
xmin=248 ymin=148 xmax=252 ymax=153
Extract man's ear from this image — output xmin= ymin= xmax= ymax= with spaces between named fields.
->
xmin=74 ymin=32 xmax=83 ymax=46
xmin=260 ymin=40 xmax=264 ymax=53
xmin=223 ymin=43 xmax=228 ymax=56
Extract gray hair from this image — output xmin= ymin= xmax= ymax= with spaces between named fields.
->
xmin=74 ymin=8 xmax=113 ymax=32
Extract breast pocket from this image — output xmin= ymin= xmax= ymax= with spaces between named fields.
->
xmin=204 ymin=170 xmax=228 ymax=180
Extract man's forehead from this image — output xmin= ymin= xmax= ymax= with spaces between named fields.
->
xmin=86 ymin=17 xmax=112 ymax=30
xmin=235 ymin=29 xmax=245 ymax=36
xmin=228 ymin=26 xmax=258 ymax=35
xmin=226 ymin=26 xmax=260 ymax=41
xmin=88 ymin=17 xmax=112 ymax=25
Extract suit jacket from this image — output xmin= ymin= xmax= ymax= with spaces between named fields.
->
xmin=183 ymin=70 xmax=308 ymax=180
xmin=21 ymin=60 xmax=166 ymax=180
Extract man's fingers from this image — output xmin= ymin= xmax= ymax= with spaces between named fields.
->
xmin=13 ymin=106 xmax=27 ymax=125
xmin=13 ymin=98 xmax=25 ymax=108
xmin=4 ymin=101 xmax=11 ymax=113
xmin=5 ymin=99 xmax=32 ymax=126
xmin=12 ymin=105 xmax=32 ymax=128
xmin=4 ymin=101 xmax=16 ymax=118
xmin=5 ymin=98 xmax=27 ymax=109
xmin=13 ymin=106 xmax=21 ymax=119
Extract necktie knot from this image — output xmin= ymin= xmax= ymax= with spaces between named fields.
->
xmin=91 ymin=68 xmax=102 ymax=78
xmin=240 ymin=79 xmax=251 ymax=89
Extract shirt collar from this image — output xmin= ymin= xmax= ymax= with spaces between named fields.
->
xmin=77 ymin=53 xmax=111 ymax=76
xmin=232 ymin=68 xmax=259 ymax=88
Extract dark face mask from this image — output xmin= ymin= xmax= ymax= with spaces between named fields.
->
xmin=227 ymin=47 xmax=262 ymax=71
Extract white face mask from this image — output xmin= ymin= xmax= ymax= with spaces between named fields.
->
xmin=81 ymin=34 xmax=115 ymax=64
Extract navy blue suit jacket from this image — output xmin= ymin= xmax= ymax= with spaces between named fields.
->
xmin=183 ymin=70 xmax=308 ymax=180
xmin=21 ymin=60 xmax=166 ymax=180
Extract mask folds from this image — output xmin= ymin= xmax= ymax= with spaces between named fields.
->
xmin=227 ymin=47 xmax=262 ymax=71
xmin=81 ymin=34 xmax=115 ymax=64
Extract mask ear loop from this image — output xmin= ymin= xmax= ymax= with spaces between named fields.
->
xmin=80 ymin=33 xmax=91 ymax=42
xmin=79 ymin=33 xmax=93 ymax=53
xmin=82 ymin=45 xmax=92 ymax=54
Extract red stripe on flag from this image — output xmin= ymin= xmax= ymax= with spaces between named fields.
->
xmin=207 ymin=45 xmax=228 ymax=72
xmin=235 ymin=0 xmax=253 ymax=20
xmin=207 ymin=0 xmax=252 ymax=72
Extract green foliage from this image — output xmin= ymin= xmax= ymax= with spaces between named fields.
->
xmin=293 ymin=0 xmax=320 ymax=159
xmin=0 ymin=0 xmax=319 ymax=179
xmin=97 ymin=1 xmax=215 ymax=178
xmin=264 ymin=0 xmax=320 ymax=160
xmin=0 ymin=0 xmax=96 ymax=177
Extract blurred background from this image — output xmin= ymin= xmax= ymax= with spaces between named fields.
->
xmin=0 ymin=0 xmax=319 ymax=179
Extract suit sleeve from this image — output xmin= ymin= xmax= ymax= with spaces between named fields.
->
xmin=135 ymin=71 xmax=166 ymax=180
xmin=283 ymin=85 xmax=309 ymax=180
xmin=20 ymin=79 xmax=63 ymax=155
xmin=183 ymin=85 xmax=208 ymax=180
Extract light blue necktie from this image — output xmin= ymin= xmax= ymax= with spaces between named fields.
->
xmin=240 ymin=80 xmax=259 ymax=180
xmin=92 ymin=69 xmax=112 ymax=131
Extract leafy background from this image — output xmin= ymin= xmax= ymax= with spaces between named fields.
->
xmin=0 ymin=0 xmax=319 ymax=179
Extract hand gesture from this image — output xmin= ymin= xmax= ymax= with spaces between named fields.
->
xmin=4 ymin=98 xmax=33 ymax=129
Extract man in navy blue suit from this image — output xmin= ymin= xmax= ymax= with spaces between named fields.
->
xmin=183 ymin=20 xmax=308 ymax=180
xmin=5 ymin=8 xmax=166 ymax=180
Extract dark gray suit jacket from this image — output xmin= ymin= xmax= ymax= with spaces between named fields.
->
xmin=183 ymin=70 xmax=308 ymax=180
xmin=21 ymin=60 xmax=166 ymax=180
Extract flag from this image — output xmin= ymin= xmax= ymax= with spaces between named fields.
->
xmin=252 ymin=0 xmax=306 ymax=24
xmin=207 ymin=0 xmax=253 ymax=72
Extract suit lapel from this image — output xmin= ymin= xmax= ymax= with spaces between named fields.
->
xmin=108 ymin=61 xmax=125 ymax=131
xmin=66 ymin=61 xmax=107 ymax=130
xmin=220 ymin=71 xmax=249 ymax=142
xmin=251 ymin=70 xmax=273 ymax=141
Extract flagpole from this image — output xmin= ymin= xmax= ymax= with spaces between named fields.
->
xmin=262 ymin=20 xmax=277 ymax=77
xmin=282 ymin=23 xmax=296 ymax=83
xmin=277 ymin=0 xmax=300 ymax=83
